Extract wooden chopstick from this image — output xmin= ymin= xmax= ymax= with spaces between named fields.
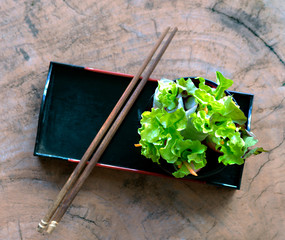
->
xmin=45 ymin=27 xmax=178 ymax=234
xmin=38 ymin=28 xmax=170 ymax=231
xmin=37 ymin=27 xmax=170 ymax=233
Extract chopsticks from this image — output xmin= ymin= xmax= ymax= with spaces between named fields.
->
xmin=37 ymin=27 xmax=178 ymax=234
xmin=37 ymin=26 xmax=171 ymax=233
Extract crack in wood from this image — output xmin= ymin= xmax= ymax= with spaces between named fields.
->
xmin=17 ymin=219 xmax=23 ymax=240
xmin=254 ymin=184 xmax=272 ymax=203
xmin=16 ymin=48 xmax=30 ymax=61
xmin=247 ymin=131 xmax=284 ymax=191
xmin=271 ymin=231 xmax=279 ymax=240
xmin=67 ymin=211 xmax=101 ymax=228
xmin=118 ymin=24 xmax=146 ymax=39
xmin=254 ymin=97 xmax=285 ymax=125
xmin=173 ymin=205 xmax=203 ymax=235
xmin=206 ymin=220 xmax=217 ymax=234
xmin=24 ymin=15 xmax=38 ymax=37
xmin=209 ymin=5 xmax=285 ymax=67
xmin=62 ymin=0 xmax=86 ymax=16
xmin=151 ymin=18 xmax=159 ymax=38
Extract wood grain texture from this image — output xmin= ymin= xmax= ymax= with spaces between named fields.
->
xmin=0 ymin=0 xmax=284 ymax=239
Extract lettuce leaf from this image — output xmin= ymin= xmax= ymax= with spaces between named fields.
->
xmin=138 ymin=108 xmax=186 ymax=163
xmin=197 ymin=77 xmax=214 ymax=95
xmin=191 ymin=110 xmax=213 ymax=134
xmin=138 ymin=108 xmax=165 ymax=143
xmin=138 ymin=71 xmax=264 ymax=178
xmin=193 ymin=89 xmax=247 ymax=124
xmin=218 ymin=96 xmax=247 ymax=124
xmin=157 ymin=80 xmax=179 ymax=110
xmin=172 ymin=164 xmax=190 ymax=178
xmin=138 ymin=107 xmax=207 ymax=174
xmin=214 ymin=71 xmax=233 ymax=100
xmin=180 ymin=116 xmax=208 ymax=141
xmin=159 ymin=107 xmax=187 ymax=130
xmin=244 ymin=136 xmax=258 ymax=149
xmin=243 ymin=147 xmax=268 ymax=159
xmin=176 ymin=77 xmax=197 ymax=95
xmin=166 ymin=138 xmax=207 ymax=178
xmin=139 ymin=141 xmax=161 ymax=163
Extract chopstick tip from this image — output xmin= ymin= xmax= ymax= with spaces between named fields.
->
xmin=46 ymin=221 xmax=58 ymax=234
xmin=172 ymin=27 xmax=178 ymax=32
xmin=37 ymin=219 xmax=48 ymax=233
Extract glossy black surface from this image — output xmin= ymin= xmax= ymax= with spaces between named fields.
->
xmin=34 ymin=62 xmax=254 ymax=189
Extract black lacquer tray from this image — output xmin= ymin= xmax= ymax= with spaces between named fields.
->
xmin=34 ymin=62 xmax=254 ymax=189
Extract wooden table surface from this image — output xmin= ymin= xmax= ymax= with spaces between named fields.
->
xmin=1 ymin=1 xmax=284 ymax=239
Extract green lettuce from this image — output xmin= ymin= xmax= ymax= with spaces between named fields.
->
xmin=214 ymin=71 xmax=233 ymax=100
xmin=197 ymin=77 xmax=214 ymax=95
xmin=176 ymin=77 xmax=197 ymax=95
xmin=138 ymin=107 xmax=207 ymax=177
xmin=157 ymin=80 xmax=179 ymax=110
xmin=138 ymin=72 xmax=265 ymax=178
xmin=218 ymin=96 xmax=247 ymax=124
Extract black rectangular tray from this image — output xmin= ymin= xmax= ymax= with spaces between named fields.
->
xmin=34 ymin=62 xmax=254 ymax=189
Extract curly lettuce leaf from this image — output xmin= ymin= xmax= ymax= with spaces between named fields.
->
xmin=158 ymin=127 xmax=183 ymax=164
xmin=139 ymin=108 xmax=187 ymax=163
xmin=193 ymin=89 xmax=225 ymax=114
xmin=160 ymin=138 xmax=207 ymax=173
xmin=172 ymin=164 xmax=190 ymax=178
xmin=180 ymin=116 xmax=208 ymax=141
xmin=171 ymin=139 xmax=207 ymax=178
xmin=138 ymin=108 xmax=165 ymax=143
xmin=138 ymin=107 xmax=207 ymax=171
xmin=176 ymin=139 xmax=207 ymax=159
xmin=194 ymin=88 xmax=216 ymax=106
xmin=211 ymin=132 xmax=265 ymax=165
xmin=242 ymin=136 xmax=268 ymax=158
xmin=138 ymin=71 xmax=265 ymax=178
xmin=139 ymin=141 xmax=161 ymax=163
xmin=157 ymin=80 xmax=179 ymax=110
xmin=193 ymin=89 xmax=246 ymax=123
xmin=214 ymin=71 xmax=233 ymax=100
xmin=176 ymin=77 xmax=197 ymax=95
xmin=218 ymin=96 xmax=247 ymax=124
xmin=158 ymin=107 xmax=187 ymax=130
xmin=197 ymin=77 xmax=214 ymax=95
xmin=226 ymin=132 xmax=245 ymax=158
xmin=243 ymin=147 xmax=268 ymax=159
xmin=219 ymin=145 xmax=245 ymax=165
xmin=191 ymin=110 xmax=213 ymax=134
xmin=243 ymin=136 xmax=258 ymax=149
